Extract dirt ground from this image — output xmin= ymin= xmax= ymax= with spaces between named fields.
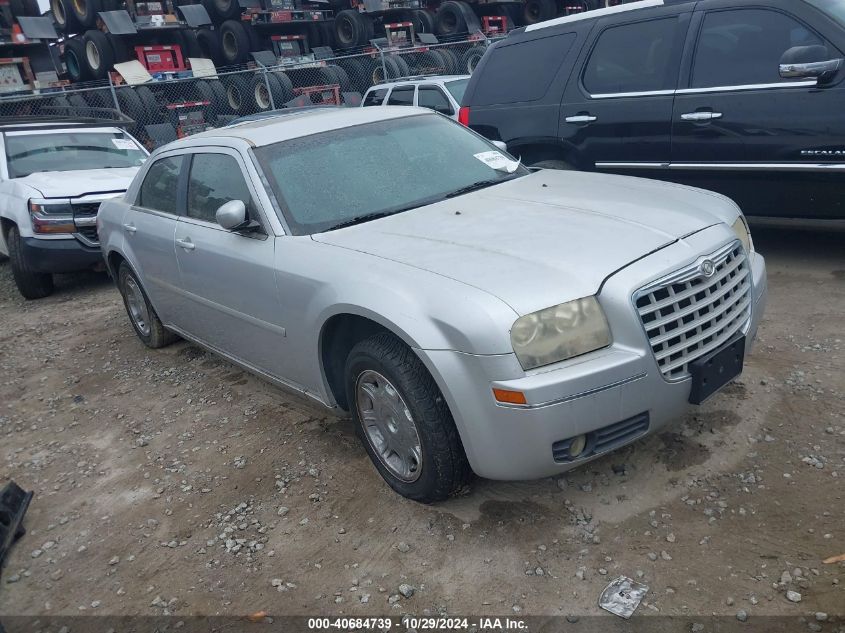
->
xmin=0 ymin=225 xmax=842 ymax=624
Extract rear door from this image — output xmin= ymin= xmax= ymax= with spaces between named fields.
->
xmin=561 ymin=7 xmax=690 ymax=176
xmin=123 ymin=153 xmax=185 ymax=328
xmin=386 ymin=85 xmax=416 ymax=106
xmin=173 ymin=149 xmax=288 ymax=377
xmin=670 ymin=1 xmax=845 ymax=218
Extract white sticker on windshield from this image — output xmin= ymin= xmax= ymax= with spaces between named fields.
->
xmin=474 ymin=150 xmax=520 ymax=173
xmin=112 ymin=138 xmax=138 ymax=151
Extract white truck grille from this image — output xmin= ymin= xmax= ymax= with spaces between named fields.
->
xmin=635 ymin=242 xmax=752 ymax=380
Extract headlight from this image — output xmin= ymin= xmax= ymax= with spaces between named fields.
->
xmin=510 ymin=296 xmax=611 ymax=370
xmin=29 ymin=199 xmax=75 ymax=234
xmin=731 ymin=216 xmax=752 ymax=253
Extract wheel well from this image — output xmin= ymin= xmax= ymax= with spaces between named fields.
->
xmin=320 ymin=314 xmax=390 ymax=412
xmin=511 ymin=142 xmax=580 ymax=169
xmin=106 ymin=250 xmax=126 ymax=278
xmin=0 ymin=217 xmax=14 ymax=240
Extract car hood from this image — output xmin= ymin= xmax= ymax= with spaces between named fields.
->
xmin=16 ymin=167 xmax=139 ymax=198
xmin=313 ymin=170 xmax=728 ymax=315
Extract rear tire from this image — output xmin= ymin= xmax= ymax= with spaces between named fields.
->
xmin=460 ymin=46 xmax=484 ymax=73
xmin=70 ymin=0 xmax=102 ymax=29
xmin=195 ymin=28 xmax=222 ymax=65
xmin=63 ymin=38 xmax=90 ymax=82
xmin=345 ymin=332 xmax=472 ymax=503
xmin=117 ymin=262 xmax=178 ymax=348
xmin=83 ymin=29 xmax=115 ymax=80
xmin=334 ymin=9 xmax=370 ymax=49
xmin=223 ymin=74 xmax=253 ymax=113
xmin=219 ymin=20 xmax=252 ymax=65
xmin=7 ymin=226 xmax=54 ymax=300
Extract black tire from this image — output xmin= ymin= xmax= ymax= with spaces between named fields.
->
xmin=51 ymin=0 xmax=80 ymax=32
xmin=370 ymin=56 xmax=402 ymax=84
xmin=344 ymin=332 xmax=472 ymax=503
xmin=83 ymin=88 xmax=113 ymax=110
xmin=305 ymin=22 xmax=323 ymax=49
xmin=410 ymin=8 xmax=435 ymax=33
xmin=334 ymin=9 xmax=370 ymax=49
xmin=207 ymin=78 xmax=230 ymax=112
xmin=223 ymin=74 xmax=253 ymax=113
xmin=336 ymin=57 xmax=370 ymax=93
xmin=11 ymin=0 xmax=40 ymax=16
xmin=391 ymin=54 xmax=410 ymax=77
xmin=7 ymin=226 xmax=54 ymax=300
xmin=115 ymin=87 xmax=145 ymax=133
xmin=411 ymin=50 xmax=443 ymax=74
xmin=177 ymin=29 xmax=203 ymax=58
xmin=318 ymin=21 xmax=336 ymax=50
xmin=248 ymin=72 xmax=292 ymax=110
xmin=201 ymin=0 xmax=241 ymax=21
xmin=193 ymin=78 xmax=224 ymax=113
xmin=195 ymin=28 xmax=222 ymax=65
xmin=324 ymin=64 xmax=351 ymax=91
xmin=434 ymin=0 xmax=476 ymax=37
xmin=68 ymin=93 xmax=89 ymax=114
xmin=136 ymin=85 xmax=164 ymax=122
xmin=117 ymin=262 xmax=178 ymax=349
xmin=83 ymin=29 xmax=115 ymax=80
xmin=460 ymin=46 xmax=484 ymax=73
xmin=71 ymin=0 xmax=102 ymax=29
xmin=531 ymin=159 xmax=574 ymax=170
xmin=63 ymin=38 xmax=90 ymax=82
xmin=523 ymin=0 xmax=556 ymax=25
xmin=46 ymin=95 xmax=72 ymax=116
xmin=436 ymin=48 xmax=460 ymax=74
xmin=219 ymin=20 xmax=251 ymax=65
xmin=107 ymin=32 xmax=131 ymax=63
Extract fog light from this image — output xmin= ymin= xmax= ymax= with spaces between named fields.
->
xmin=569 ymin=434 xmax=587 ymax=458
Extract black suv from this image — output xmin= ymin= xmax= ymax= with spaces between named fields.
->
xmin=460 ymin=0 xmax=845 ymax=219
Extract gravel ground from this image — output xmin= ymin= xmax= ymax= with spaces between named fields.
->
xmin=0 ymin=226 xmax=842 ymax=622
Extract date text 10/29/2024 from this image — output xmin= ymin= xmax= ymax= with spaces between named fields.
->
xmin=308 ymin=617 xmax=529 ymax=630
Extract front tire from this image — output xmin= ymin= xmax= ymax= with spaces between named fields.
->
xmin=117 ymin=262 xmax=177 ymax=348
xmin=7 ymin=226 xmax=54 ymax=300
xmin=345 ymin=332 xmax=472 ymax=503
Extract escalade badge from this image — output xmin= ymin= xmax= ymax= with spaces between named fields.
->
xmin=700 ymin=259 xmax=716 ymax=278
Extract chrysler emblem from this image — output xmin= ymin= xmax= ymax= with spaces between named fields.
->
xmin=700 ymin=259 xmax=716 ymax=277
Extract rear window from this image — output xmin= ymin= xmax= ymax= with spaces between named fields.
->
xmin=444 ymin=78 xmax=469 ymax=102
xmin=471 ymin=33 xmax=576 ymax=106
xmin=363 ymin=88 xmax=388 ymax=106
xmin=387 ymin=87 xmax=415 ymax=105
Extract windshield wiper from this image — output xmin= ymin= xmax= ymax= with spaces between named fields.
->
xmin=445 ymin=175 xmax=518 ymax=199
xmin=327 ymin=210 xmax=401 ymax=232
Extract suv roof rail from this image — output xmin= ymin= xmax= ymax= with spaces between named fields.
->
xmin=0 ymin=108 xmax=135 ymax=132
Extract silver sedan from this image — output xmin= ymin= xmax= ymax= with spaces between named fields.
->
xmin=98 ymin=107 xmax=767 ymax=502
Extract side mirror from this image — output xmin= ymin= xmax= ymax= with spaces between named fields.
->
xmin=779 ymin=45 xmax=843 ymax=83
xmin=491 ymin=140 xmax=508 ymax=152
xmin=216 ymin=199 xmax=247 ymax=230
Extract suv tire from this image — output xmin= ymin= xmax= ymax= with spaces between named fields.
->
xmin=7 ymin=226 xmax=54 ymax=300
xmin=117 ymin=262 xmax=178 ymax=348
xmin=345 ymin=332 xmax=472 ymax=503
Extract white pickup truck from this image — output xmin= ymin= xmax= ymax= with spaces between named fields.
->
xmin=0 ymin=117 xmax=148 ymax=299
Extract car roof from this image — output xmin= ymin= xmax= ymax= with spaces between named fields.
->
xmin=365 ymin=75 xmax=470 ymax=91
xmin=523 ymin=0 xmax=666 ymax=32
xmin=187 ymin=106 xmax=433 ymax=148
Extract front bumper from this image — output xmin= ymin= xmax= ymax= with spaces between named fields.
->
xmin=20 ymin=236 xmax=103 ymax=274
xmin=418 ymin=227 xmax=768 ymax=481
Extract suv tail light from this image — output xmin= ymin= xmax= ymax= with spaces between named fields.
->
xmin=458 ymin=106 xmax=470 ymax=126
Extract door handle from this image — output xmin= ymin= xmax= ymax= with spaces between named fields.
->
xmin=565 ymin=114 xmax=598 ymax=124
xmin=681 ymin=111 xmax=723 ymax=121
xmin=123 ymin=223 xmax=137 ymax=234
xmin=176 ymin=237 xmax=195 ymax=251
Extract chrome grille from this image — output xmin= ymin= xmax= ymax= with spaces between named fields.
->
xmin=72 ymin=202 xmax=101 ymax=245
xmin=635 ymin=243 xmax=752 ymax=380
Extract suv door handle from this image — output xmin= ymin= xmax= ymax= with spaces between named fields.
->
xmin=681 ymin=111 xmax=723 ymax=121
xmin=565 ymin=114 xmax=598 ymax=124
xmin=176 ymin=237 xmax=195 ymax=251
xmin=123 ymin=223 xmax=137 ymax=234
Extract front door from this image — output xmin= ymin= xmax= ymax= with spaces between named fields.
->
xmin=562 ymin=9 xmax=689 ymax=177
xmin=670 ymin=3 xmax=845 ymax=218
xmin=173 ymin=150 xmax=289 ymax=379
xmin=124 ymin=154 xmax=185 ymax=328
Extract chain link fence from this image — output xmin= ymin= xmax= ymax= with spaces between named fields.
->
xmin=0 ymin=36 xmax=491 ymax=149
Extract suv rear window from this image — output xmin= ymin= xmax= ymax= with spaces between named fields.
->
xmin=363 ymin=88 xmax=388 ymax=106
xmin=471 ymin=33 xmax=576 ymax=106
xmin=583 ymin=18 xmax=679 ymax=94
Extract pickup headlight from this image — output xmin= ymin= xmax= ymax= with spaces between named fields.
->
xmin=731 ymin=216 xmax=752 ymax=253
xmin=510 ymin=296 xmax=611 ymax=370
xmin=29 ymin=199 xmax=75 ymax=234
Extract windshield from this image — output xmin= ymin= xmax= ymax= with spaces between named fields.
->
xmin=254 ymin=114 xmax=527 ymax=235
xmin=806 ymin=0 xmax=845 ymax=26
xmin=444 ymin=78 xmax=470 ymax=102
xmin=5 ymin=131 xmax=147 ymax=178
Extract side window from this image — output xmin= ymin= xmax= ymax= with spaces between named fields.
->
xmin=363 ymin=88 xmax=388 ymax=106
xmin=418 ymin=87 xmax=454 ymax=114
xmin=387 ymin=86 xmax=415 ymax=105
xmin=583 ymin=18 xmax=680 ymax=94
xmin=186 ymin=153 xmax=254 ymax=224
xmin=692 ymin=9 xmax=827 ymax=88
xmin=138 ymin=156 xmax=182 ymax=214
xmin=472 ymin=32 xmax=576 ymax=106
